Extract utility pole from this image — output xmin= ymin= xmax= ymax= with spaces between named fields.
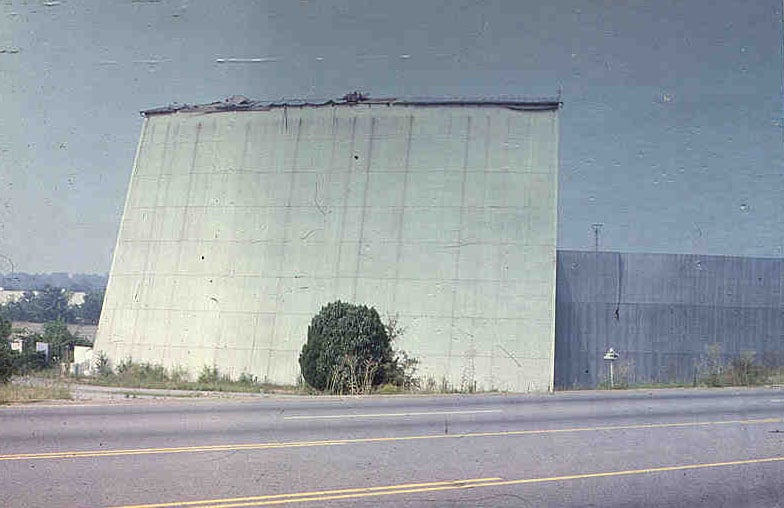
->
xmin=591 ymin=223 xmax=604 ymax=252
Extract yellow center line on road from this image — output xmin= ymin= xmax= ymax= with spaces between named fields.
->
xmin=110 ymin=477 xmax=503 ymax=508
xmin=0 ymin=417 xmax=779 ymax=462
xmin=282 ymin=409 xmax=502 ymax=420
xmin=110 ymin=455 xmax=784 ymax=508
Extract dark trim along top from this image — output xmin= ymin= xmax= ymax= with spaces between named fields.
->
xmin=141 ymin=92 xmax=562 ymax=117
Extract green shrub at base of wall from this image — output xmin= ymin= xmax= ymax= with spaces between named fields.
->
xmin=299 ymin=301 xmax=394 ymax=393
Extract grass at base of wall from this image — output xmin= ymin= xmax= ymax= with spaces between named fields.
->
xmin=594 ymin=378 xmax=784 ymax=391
xmin=81 ymin=376 xmax=304 ymax=394
xmin=82 ymin=371 xmax=499 ymax=396
xmin=593 ymin=381 xmax=694 ymax=390
xmin=0 ymin=381 xmax=72 ymax=404
xmin=78 ymin=358 xmax=307 ymax=394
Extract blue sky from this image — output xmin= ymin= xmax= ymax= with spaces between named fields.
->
xmin=0 ymin=0 xmax=782 ymax=273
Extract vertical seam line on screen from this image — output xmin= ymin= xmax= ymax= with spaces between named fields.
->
xmin=334 ymin=116 xmax=357 ymax=294
xmin=156 ymin=122 xmax=180 ymax=363
xmin=351 ymin=116 xmax=377 ymax=300
xmin=130 ymin=121 xmax=172 ymax=359
xmin=208 ymin=119 xmax=235 ymax=360
xmin=490 ymin=114 xmax=501 ymax=386
xmin=239 ymin=120 xmax=255 ymax=365
xmin=392 ymin=115 xmax=415 ymax=305
xmin=317 ymin=107 xmax=338 ymax=292
xmin=448 ymin=115 xmax=473 ymax=372
xmin=166 ymin=120 xmax=203 ymax=363
xmin=267 ymin=115 xmax=303 ymax=377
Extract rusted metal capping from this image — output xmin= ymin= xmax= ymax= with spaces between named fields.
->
xmin=141 ymin=93 xmax=562 ymax=117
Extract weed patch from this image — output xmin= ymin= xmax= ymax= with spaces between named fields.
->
xmin=0 ymin=380 xmax=71 ymax=404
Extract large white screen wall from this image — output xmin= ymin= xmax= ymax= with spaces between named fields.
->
xmin=95 ymin=97 xmax=560 ymax=392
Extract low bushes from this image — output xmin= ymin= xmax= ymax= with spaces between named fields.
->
xmin=87 ymin=357 xmax=290 ymax=393
xmin=698 ymin=346 xmax=775 ymax=387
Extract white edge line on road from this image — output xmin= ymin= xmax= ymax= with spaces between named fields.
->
xmin=282 ymin=409 xmax=503 ymax=420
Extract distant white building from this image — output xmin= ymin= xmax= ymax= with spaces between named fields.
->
xmin=69 ymin=292 xmax=86 ymax=306
xmin=0 ymin=289 xmax=24 ymax=305
xmin=72 ymin=346 xmax=94 ymax=376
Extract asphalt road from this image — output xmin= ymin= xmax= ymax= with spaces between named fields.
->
xmin=2 ymin=387 xmax=784 ymax=507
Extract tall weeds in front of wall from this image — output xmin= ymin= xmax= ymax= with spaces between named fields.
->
xmin=85 ymin=356 xmax=303 ymax=393
xmin=89 ymin=345 xmax=784 ymax=394
xmin=599 ymin=345 xmax=784 ymax=390
xmin=85 ymin=355 xmax=483 ymax=395
xmin=324 ymin=355 xmax=375 ymax=395
xmin=0 ymin=380 xmax=71 ymax=404
xmin=698 ymin=345 xmax=783 ymax=387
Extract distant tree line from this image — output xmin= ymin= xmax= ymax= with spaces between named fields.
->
xmin=0 ymin=286 xmax=104 ymax=325
xmin=0 ymin=272 xmax=107 ymax=292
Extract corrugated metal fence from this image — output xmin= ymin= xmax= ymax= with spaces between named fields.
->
xmin=554 ymin=250 xmax=784 ymax=389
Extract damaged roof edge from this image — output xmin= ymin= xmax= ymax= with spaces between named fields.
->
xmin=140 ymin=93 xmax=562 ymax=117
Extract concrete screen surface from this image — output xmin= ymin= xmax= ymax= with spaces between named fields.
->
xmin=95 ymin=99 xmax=560 ymax=392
